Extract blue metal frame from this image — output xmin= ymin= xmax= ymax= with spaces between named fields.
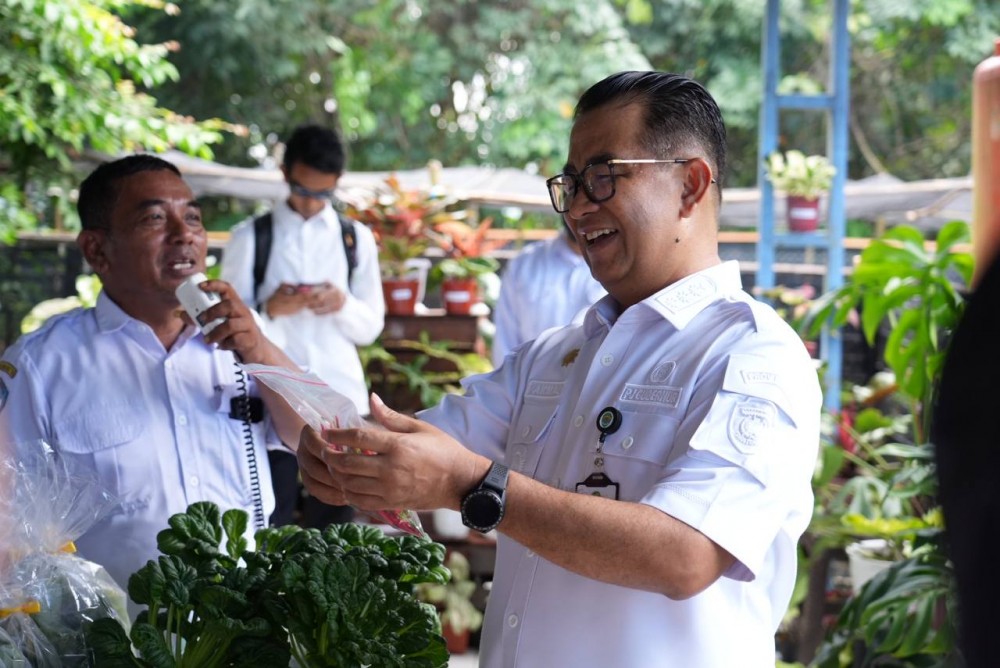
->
xmin=756 ymin=0 xmax=850 ymax=412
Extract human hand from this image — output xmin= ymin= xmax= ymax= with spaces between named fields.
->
xmin=265 ymin=283 xmax=309 ymax=317
xmin=305 ymin=282 xmax=346 ymax=314
xmin=297 ymin=393 xmax=490 ymax=512
xmin=192 ymin=278 xmax=274 ymax=363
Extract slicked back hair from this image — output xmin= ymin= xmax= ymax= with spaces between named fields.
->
xmin=575 ymin=71 xmax=727 ymax=196
xmin=282 ymin=124 xmax=346 ymax=175
xmin=77 ymin=154 xmax=182 ymax=231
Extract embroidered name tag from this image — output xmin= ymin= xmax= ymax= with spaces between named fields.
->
xmin=740 ymin=370 xmax=779 ymax=385
xmin=620 ymin=384 xmax=681 ymax=408
xmin=655 ymin=276 xmax=717 ymax=313
xmin=525 ymin=380 xmax=564 ymax=399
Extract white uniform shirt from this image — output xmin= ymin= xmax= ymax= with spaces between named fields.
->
xmin=0 ymin=292 xmax=280 ymax=595
xmin=492 ymin=233 xmax=606 ymax=365
xmin=421 ymin=261 xmax=821 ymax=668
xmin=222 ymin=200 xmax=385 ymax=412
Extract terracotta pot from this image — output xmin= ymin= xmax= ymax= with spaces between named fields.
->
xmin=441 ymin=277 xmax=478 ymax=316
xmin=442 ymin=621 xmax=470 ymax=655
xmin=787 ymin=195 xmax=821 ymax=232
xmin=382 ymin=277 xmax=420 ymax=316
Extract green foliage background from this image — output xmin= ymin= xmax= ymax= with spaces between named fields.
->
xmin=1 ymin=0 xmax=998 ymax=237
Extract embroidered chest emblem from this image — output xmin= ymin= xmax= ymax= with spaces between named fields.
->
xmin=561 ymin=348 xmax=580 ymax=367
xmin=728 ymin=398 xmax=777 ymax=454
xmin=649 ymin=360 xmax=677 ymax=384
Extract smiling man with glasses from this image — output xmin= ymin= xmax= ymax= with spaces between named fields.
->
xmin=222 ymin=124 xmax=385 ymax=530
xmin=297 ymin=72 xmax=821 ymax=667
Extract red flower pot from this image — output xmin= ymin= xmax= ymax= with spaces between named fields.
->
xmin=787 ymin=195 xmax=821 ymax=232
xmin=441 ymin=277 xmax=478 ymax=315
xmin=382 ymin=277 xmax=420 ymax=316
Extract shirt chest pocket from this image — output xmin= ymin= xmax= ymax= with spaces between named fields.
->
xmin=507 ymin=400 xmax=558 ymax=477
xmin=53 ymin=404 xmax=147 ymax=498
xmin=597 ymin=412 xmax=680 ymax=500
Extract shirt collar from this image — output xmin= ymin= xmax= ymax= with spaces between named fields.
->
xmin=94 ymin=290 xmax=199 ymax=347
xmin=583 ymin=261 xmax=744 ymax=335
xmin=94 ymin=290 xmax=131 ymax=333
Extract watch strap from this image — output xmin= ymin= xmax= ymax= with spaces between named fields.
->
xmin=481 ymin=462 xmax=509 ymax=494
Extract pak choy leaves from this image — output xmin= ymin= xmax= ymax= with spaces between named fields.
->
xmin=85 ymin=502 xmax=449 ymax=667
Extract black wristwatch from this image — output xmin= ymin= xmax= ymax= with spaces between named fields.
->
xmin=460 ymin=462 xmax=510 ymax=533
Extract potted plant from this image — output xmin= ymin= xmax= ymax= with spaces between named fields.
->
xmin=764 ymin=150 xmax=836 ymax=232
xmin=791 ymin=221 xmax=972 ymax=666
xmin=427 ymin=217 xmax=503 ymax=315
xmin=416 ymin=551 xmax=484 ymax=655
xmin=345 ymin=170 xmax=457 ymax=315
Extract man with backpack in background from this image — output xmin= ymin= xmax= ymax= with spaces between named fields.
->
xmin=222 ymin=124 xmax=385 ymax=527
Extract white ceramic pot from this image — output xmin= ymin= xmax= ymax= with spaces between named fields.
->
xmin=845 ymin=539 xmax=895 ymax=594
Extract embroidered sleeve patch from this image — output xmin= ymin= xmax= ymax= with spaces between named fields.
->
xmin=727 ymin=397 xmax=777 ymax=454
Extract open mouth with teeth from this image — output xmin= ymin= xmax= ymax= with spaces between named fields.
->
xmin=166 ymin=259 xmax=199 ymax=275
xmin=583 ymin=228 xmax=617 ymax=246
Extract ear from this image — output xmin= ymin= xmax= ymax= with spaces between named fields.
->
xmin=77 ymin=230 xmax=110 ymax=276
xmin=678 ymin=158 xmax=715 ymax=218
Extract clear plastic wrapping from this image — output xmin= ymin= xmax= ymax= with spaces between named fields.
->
xmin=244 ymin=364 xmax=426 ymax=537
xmin=0 ymin=442 xmax=131 ymax=666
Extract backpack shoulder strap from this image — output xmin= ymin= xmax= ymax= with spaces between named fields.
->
xmin=338 ymin=212 xmax=358 ymax=287
xmin=252 ymin=212 xmax=273 ymax=307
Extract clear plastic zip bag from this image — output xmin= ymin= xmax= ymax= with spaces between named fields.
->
xmin=243 ymin=364 xmax=426 ymax=538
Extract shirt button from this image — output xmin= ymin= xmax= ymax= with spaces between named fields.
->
xmin=573 ymin=415 xmax=584 ymax=427
xmin=521 ymin=424 xmax=532 ymax=437
xmin=526 ymin=549 xmax=536 ymax=558
xmin=189 ymin=476 xmax=200 ymax=487
xmin=622 ymin=436 xmax=634 ymax=450
xmin=177 ymin=414 xmax=188 ymax=426
xmin=601 ymin=354 xmax=614 ymax=366
xmin=507 ymin=613 xmax=519 ymax=628
xmin=165 ymin=359 xmax=173 ymax=369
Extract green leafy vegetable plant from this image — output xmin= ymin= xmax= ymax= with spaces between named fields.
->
xmin=85 ymin=502 xmax=451 ymax=668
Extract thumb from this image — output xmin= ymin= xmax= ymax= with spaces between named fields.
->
xmin=369 ymin=393 xmax=421 ymax=433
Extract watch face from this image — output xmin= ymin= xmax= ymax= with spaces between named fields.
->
xmin=462 ymin=489 xmax=503 ymax=532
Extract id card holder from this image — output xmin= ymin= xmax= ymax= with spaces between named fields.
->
xmin=575 ymin=472 xmax=619 ymax=500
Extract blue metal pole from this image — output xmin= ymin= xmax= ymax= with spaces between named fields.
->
xmin=822 ymin=0 xmax=850 ymax=412
xmin=756 ymin=0 xmax=782 ymax=293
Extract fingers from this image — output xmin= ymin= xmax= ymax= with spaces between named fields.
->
xmin=307 ymin=285 xmax=345 ymax=314
xmin=297 ymin=427 xmax=348 ymax=505
xmin=369 ymin=393 xmax=422 ymax=434
xmin=298 ymin=425 xmax=392 ymax=509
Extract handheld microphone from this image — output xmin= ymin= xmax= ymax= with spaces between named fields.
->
xmin=175 ymin=272 xmax=225 ymax=334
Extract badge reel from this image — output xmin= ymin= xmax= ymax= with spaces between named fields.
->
xmin=576 ymin=406 xmax=622 ymax=500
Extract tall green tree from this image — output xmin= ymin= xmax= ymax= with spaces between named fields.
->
xmin=127 ymin=0 xmax=650 ymax=173
xmin=0 ymin=0 xmax=234 ymax=239
xmin=616 ymin=0 xmax=1000 ymax=185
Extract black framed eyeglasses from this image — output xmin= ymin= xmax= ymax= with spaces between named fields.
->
xmin=289 ymin=180 xmax=337 ymax=200
xmin=546 ymin=158 xmax=708 ymax=213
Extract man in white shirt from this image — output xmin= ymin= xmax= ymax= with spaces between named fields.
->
xmin=297 ymin=72 xmax=822 ymax=667
xmin=491 ymin=224 xmax=605 ymax=366
xmin=0 ymin=155 xmax=305 ymax=603
xmin=221 ymin=124 xmax=384 ymax=527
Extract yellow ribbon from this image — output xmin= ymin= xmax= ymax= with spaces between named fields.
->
xmin=0 ymin=600 xmax=41 ymax=618
xmin=59 ymin=541 xmax=77 ymax=554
